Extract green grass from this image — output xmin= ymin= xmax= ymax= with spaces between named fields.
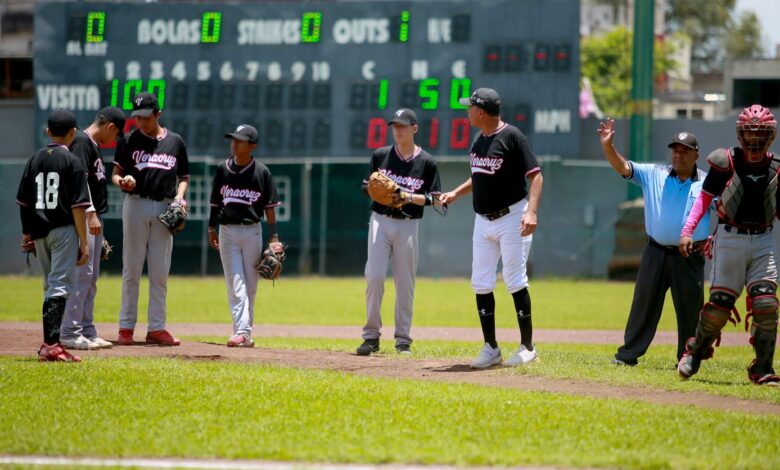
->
xmin=1 ymin=356 xmax=779 ymax=469
xmin=0 ymin=275 xmax=684 ymax=330
xmin=189 ymin=336 xmax=780 ymax=404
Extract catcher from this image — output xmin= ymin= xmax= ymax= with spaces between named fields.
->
xmin=357 ymin=108 xmax=443 ymax=356
xmin=208 ymin=124 xmax=282 ymax=348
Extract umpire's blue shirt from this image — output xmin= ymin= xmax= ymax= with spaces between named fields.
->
xmin=626 ymin=162 xmax=711 ymax=245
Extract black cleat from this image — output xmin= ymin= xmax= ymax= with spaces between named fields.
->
xmin=356 ymin=339 xmax=380 ymax=356
xmin=396 ymin=344 xmax=411 ymax=355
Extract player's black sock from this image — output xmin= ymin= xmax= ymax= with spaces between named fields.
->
xmin=476 ymin=293 xmax=497 ymax=348
xmin=42 ymin=297 xmax=66 ymax=345
xmin=512 ymin=288 xmax=533 ymax=350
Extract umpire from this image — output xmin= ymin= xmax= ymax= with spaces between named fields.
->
xmin=598 ymin=118 xmax=713 ymax=366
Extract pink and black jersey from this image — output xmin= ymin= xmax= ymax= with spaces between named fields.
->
xmin=208 ymin=157 xmax=280 ymax=226
xmin=113 ymin=128 xmax=190 ymax=200
xmin=469 ymin=123 xmax=540 ymax=215
xmin=362 ymin=145 xmax=441 ymax=219
xmin=69 ymin=130 xmax=108 ymax=214
xmin=16 ymin=144 xmax=91 ymax=239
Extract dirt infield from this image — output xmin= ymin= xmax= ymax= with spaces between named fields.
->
xmin=2 ymin=323 xmax=778 ymax=416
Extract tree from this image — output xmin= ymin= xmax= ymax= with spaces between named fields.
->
xmin=725 ymin=10 xmax=765 ymax=60
xmin=581 ymin=27 xmax=677 ymax=117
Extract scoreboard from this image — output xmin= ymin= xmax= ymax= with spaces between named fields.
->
xmin=33 ymin=0 xmax=580 ymax=158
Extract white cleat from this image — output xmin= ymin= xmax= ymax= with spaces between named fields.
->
xmin=504 ymin=344 xmax=538 ymax=366
xmin=60 ymin=335 xmax=98 ymax=350
xmin=470 ymin=343 xmax=502 ymax=369
xmin=86 ymin=337 xmax=114 ymax=349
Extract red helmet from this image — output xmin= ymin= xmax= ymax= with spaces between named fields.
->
xmin=737 ymin=104 xmax=777 ymax=155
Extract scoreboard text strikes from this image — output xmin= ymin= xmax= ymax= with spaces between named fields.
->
xmin=37 ymin=0 xmax=580 ymax=157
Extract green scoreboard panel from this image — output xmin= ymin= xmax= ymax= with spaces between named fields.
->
xmin=34 ymin=0 xmax=579 ymax=158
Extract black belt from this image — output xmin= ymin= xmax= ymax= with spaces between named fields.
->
xmin=382 ymin=211 xmax=414 ymax=220
xmin=648 ymin=237 xmax=706 ymax=252
xmin=481 ymin=207 xmax=510 ymax=221
xmin=136 ymin=194 xmax=165 ymax=202
xmin=722 ymin=224 xmax=772 ymax=235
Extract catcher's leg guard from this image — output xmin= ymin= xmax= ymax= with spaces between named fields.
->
xmin=746 ymin=282 xmax=780 ymax=384
xmin=679 ymin=290 xmax=735 ymax=378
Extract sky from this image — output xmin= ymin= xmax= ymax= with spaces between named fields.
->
xmin=736 ymin=0 xmax=780 ymax=55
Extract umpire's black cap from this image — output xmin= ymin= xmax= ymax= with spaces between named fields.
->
xmin=668 ymin=131 xmax=699 ymax=151
xmin=388 ymin=108 xmax=418 ymax=126
xmin=48 ymin=109 xmax=77 ymax=135
xmin=99 ymin=106 xmax=126 ymax=131
xmin=225 ymin=124 xmax=258 ymax=144
xmin=131 ymin=92 xmax=160 ymax=117
xmin=459 ymin=88 xmax=501 ymax=115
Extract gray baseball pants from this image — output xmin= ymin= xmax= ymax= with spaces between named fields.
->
xmin=119 ymin=195 xmax=172 ymax=332
xmin=219 ymin=224 xmax=263 ymax=337
xmin=61 ymin=228 xmax=103 ymax=341
xmin=363 ymin=212 xmax=419 ymax=346
xmin=34 ymin=225 xmax=79 ymax=300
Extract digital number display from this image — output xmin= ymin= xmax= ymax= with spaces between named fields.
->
xmin=36 ymin=0 xmax=580 ymax=158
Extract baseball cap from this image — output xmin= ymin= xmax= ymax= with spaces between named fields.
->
xmin=459 ymin=87 xmax=501 ymax=114
xmin=224 ymin=124 xmax=258 ymax=144
xmin=99 ymin=106 xmax=126 ymax=131
xmin=48 ymin=109 xmax=78 ymax=135
xmin=668 ymin=131 xmax=699 ymax=151
xmin=388 ymin=108 xmax=418 ymax=126
xmin=131 ymin=92 xmax=160 ymax=117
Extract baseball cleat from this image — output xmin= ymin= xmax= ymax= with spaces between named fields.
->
xmin=677 ymin=354 xmax=701 ymax=379
xmin=117 ymin=328 xmax=135 ymax=346
xmin=86 ymin=336 xmax=113 ymax=349
xmin=395 ymin=344 xmax=411 ymax=355
xmin=227 ymin=333 xmax=254 ymax=348
xmin=356 ymin=339 xmax=380 ymax=356
xmin=470 ymin=343 xmax=502 ymax=369
xmin=38 ymin=343 xmax=81 ymax=363
xmin=504 ymin=344 xmax=537 ymax=366
xmin=60 ymin=335 xmax=98 ymax=350
xmin=146 ymin=330 xmax=181 ymax=346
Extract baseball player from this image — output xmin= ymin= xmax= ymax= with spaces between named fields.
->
xmin=17 ymin=109 xmax=91 ymax=362
xmin=357 ymin=108 xmax=442 ymax=356
xmin=208 ymin=124 xmax=281 ymax=348
xmin=440 ymin=88 xmax=543 ymax=368
xmin=111 ymin=92 xmax=189 ymax=346
xmin=678 ymin=104 xmax=780 ymax=386
xmin=60 ymin=107 xmax=126 ymax=350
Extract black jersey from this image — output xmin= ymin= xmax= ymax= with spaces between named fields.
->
xmin=703 ymin=147 xmax=780 ymax=227
xmin=362 ymin=145 xmax=441 ymax=219
xmin=113 ymin=128 xmax=190 ymax=200
xmin=208 ymin=157 xmax=281 ymax=226
xmin=69 ymin=130 xmax=108 ymax=214
xmin=16 ymin=143 xmax=91 ymax=240
xmin=468 ymin=122 xmax=540 ymax=215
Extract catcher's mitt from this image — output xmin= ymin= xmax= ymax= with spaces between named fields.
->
xmin=158 ymin=202 xmax=187 ymax=234
xmin=100 ymin=238 xmax=113 ymax=261
xmin=255 ymin=242 xmax=285 ymax=281
xmin=367 ymin=171 xmax=408 ymax=209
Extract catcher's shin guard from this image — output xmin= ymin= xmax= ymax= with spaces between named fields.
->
xmin=746 ymin=283 xmax=780 ymax=384
xmin=683 ymin=291 xmax=737 ymax=362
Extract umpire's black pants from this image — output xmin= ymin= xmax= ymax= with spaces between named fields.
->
xmin=615 ymin=239 xmax=704 ymax=364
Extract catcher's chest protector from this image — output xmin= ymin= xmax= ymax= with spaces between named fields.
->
xmin=718 ymin=149 xmax=780 ymax=224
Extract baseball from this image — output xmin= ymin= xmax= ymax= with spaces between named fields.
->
xmin=123 ymin=175 xmax=135 ymax=185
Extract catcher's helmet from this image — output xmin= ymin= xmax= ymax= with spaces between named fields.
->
xmin=737 ymin=104 xmax=777 ymax=155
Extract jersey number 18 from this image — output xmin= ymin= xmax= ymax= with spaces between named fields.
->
xmin=35 ymin=172 xmax=60 ymax=210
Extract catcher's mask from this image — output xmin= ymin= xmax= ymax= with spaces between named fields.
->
xmin=737 ymin=104 xmax=777 ymax=156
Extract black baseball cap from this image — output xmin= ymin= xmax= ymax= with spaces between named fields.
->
xmin=99 ymin=106 xmax=126 ymax=131
xmin=48 ymin=109 xmax=78 ymax=135
xmin=131 ymin=92 xmax=160 ymax=117
xmin=388 ymin=108 xmax=418 ymax=126
xmin=459 ymin=87 xmax=501 ymax=115
xmin=224 ymin=124 xmax=258 ymax=144
xmin=668 ymin=131 xmax=699 ymax=151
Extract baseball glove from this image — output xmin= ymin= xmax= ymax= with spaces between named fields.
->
xmin=100 ymin=238 xmax=113 ymax=261
xmin=367 ymin=171 xmax=407 ymax=209
xmin=158 ymin=202 xmax=187 ymax=234
xmin=255 ymin=242 xmax=286 ymax=281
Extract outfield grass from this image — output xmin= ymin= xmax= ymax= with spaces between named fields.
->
xmin=0 ymin=275 xmax=684 ymax=330
xmin=0 ymin=356 xmax=778 ymax=469
xmin=188 ymin=336 xmax=780 ymax=405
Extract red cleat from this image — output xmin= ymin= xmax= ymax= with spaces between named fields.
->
xmin=117 ymin=328 xmax=135 ymax=346
xmin=38 ymin=343 xmax=81 ymax=363
xmin=227 ymin=333 xmax=254 ymax=348
xmin=146 ymin=330 xmax=180 ymax=346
